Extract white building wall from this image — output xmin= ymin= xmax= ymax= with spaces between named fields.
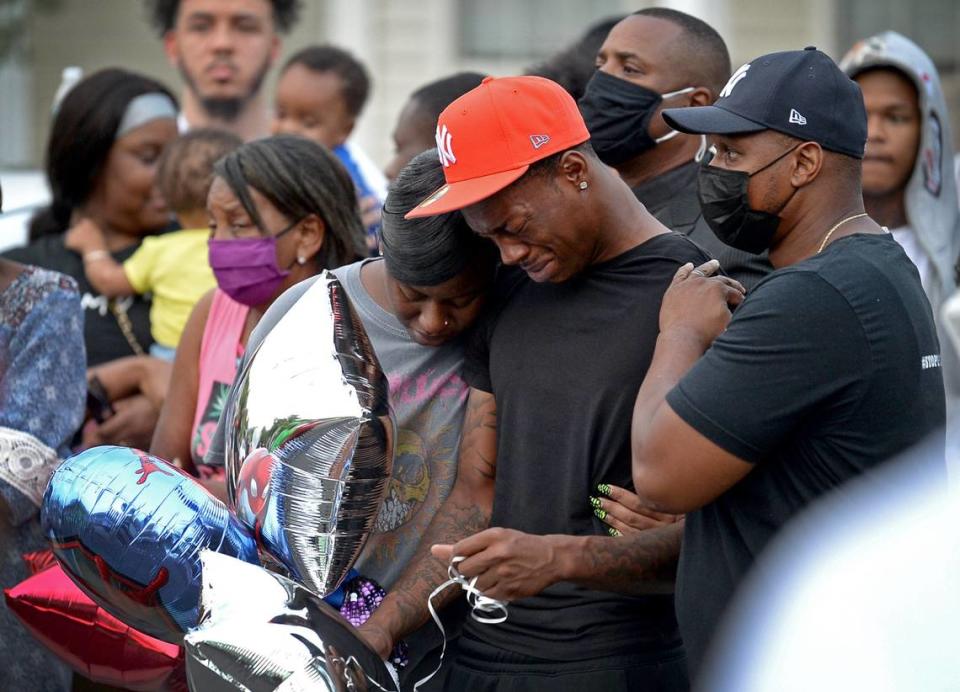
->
xmin=0 ymin=57 xmax=33 ymax=167
xmin=342 ymin=0 xmax=845 ymax=168
xmin=5 ymin=0 xmax=956 ymax=171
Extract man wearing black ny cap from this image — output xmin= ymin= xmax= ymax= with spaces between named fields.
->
xmin=630 ymin=47 xmax=946 ymax=677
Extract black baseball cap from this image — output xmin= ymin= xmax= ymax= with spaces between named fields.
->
xmin=663 ymin=47 xmax=867 ymax=159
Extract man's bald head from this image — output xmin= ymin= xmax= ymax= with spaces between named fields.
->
xmin=628 ymin=8 xmax=731 ymax=97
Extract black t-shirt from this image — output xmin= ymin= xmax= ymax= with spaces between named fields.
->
xmin=667 ymin=233 xmax=946 ymax=675
xmin=463 ymin=232 xmax=710 ymax=661
xmin=632 ymin=160 xmax=773 ymax=291
xmin=3 ymin=234 xmax=154 ymax=366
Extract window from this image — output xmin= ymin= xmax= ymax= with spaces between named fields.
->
xmin=835 ymin=0 xmax=960 ymax=71
xmin=457 ymin=0 xmax=625 ymax=61
xmin=835 ymin=0 xmax=960 ymax=147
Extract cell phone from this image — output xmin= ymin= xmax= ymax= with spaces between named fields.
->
xmin=86 ymin=375 xmax=115 ymax=424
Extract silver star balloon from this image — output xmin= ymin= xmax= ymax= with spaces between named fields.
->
xmin=185 ymin=551 xmax=399 ymax=691
xmin=222 ymin=273 xmax=395 ymax=597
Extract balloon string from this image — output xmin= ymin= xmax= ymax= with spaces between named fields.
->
xmin=346 ymin=556 xmax=507 ymax=692
xmin=412 ymin=555 xmax=508 ymax=691
xmin=342 ymin=656 xmax=399 ymax=692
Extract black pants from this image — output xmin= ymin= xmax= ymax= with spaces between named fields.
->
xmin=399 ymin=599 xmax=468 ymax=692
xmin=439 ymin=632 xmax=689 ymax=692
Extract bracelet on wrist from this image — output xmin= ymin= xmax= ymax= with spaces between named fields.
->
xmin=82 ymin=250 xmax=111 ymax=263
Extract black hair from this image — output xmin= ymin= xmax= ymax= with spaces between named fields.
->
xmin=29 ymin=68 xmax=178 ymax=241
xmin=523 ymin=142 xmax=597 ymax=183
xmin=833 ymin=151 xmax=864 ymax=184
xmin=214 ymin=134 xmax=365 ymax=269
xmin=850 ymin=65 xmax=918 ymax=98
xmin=632 ymin=8 xmax=731 ymax=95
xmin=281 ymin=44 xmax=371 ymax=118
xmin=144 ymin=0 xmax=301 ymax=34
xmin=410 ymin=72 xmax=488 ymax=124
xmin=380 ymin=149 xmax=497 ymax=287
xmin=525 ymin=15 xmax=625 ymax=100
xmin=770 ymin=131 xmax=863 ymax=192
xmin=157 ymin=128 xmax=243 ymax=215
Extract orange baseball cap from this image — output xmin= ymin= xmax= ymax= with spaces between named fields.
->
xmin=405 ymin=75 xmax=590 ymax=219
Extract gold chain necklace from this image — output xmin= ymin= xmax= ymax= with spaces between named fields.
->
xmin=817 ymin=212 xmax=869 ymax=254
xmin=109 ymin=299 xmax=146 ymax=357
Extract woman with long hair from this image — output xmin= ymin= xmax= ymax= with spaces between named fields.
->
xmin=4 ymin=68 xmax=179 ymax=449
xmin=150 ymin=134 xmax=366 ymax=475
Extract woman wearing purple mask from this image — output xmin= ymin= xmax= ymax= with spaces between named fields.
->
xmin=149 ymin=135 xmax=365 ymax=480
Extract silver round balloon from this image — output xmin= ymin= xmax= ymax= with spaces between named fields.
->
xmin=223 ymin=272 xmax=395 ymax=596
xmin=185 ymin=551 xmax=399 ymax=692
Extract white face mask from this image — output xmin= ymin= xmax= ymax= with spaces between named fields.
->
xmin=654 ymin=87 xmax=696 ymax=145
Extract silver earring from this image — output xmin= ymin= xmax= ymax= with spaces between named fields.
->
xmin=578 ymin=181 xmax=589 ymax=190
xmin=297 ymin=256 xmax=307 ymax=265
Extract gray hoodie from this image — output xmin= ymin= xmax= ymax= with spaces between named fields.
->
xmin=841 ymin=31 xmax=960 ymax=410
xmin=841 ymin=31 xmax=959 ymax=311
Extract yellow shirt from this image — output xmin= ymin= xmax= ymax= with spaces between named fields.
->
xmin=123 ymin=228 xmax=215 ymax=348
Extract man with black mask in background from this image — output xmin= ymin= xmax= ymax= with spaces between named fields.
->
xmin=580 ymin=8 xmax=772 ymax=289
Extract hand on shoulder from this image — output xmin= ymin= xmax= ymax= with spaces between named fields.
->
xmin=64 ymin=217 xmax=106 ymax=255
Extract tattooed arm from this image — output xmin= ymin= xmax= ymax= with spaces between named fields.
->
xmin=433 ymin=520 xmax=682 ymax=602
xmin=357 ymin=387 xmax=498 ymax=658
xmin=559 ymin=521 xmax=682 ymax=595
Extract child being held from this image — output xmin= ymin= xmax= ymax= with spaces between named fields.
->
xmin=67 ymin=128 xmax=242 ymax=360
xmin=272 ymin=44 xmax=385 ymax=253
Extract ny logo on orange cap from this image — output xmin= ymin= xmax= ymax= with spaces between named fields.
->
xmin=436 ymin=124 xmax=456 ymax=167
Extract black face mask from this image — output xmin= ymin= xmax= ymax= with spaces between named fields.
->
xmin=579 ymin=71 xmax=693 ymax=166
xmin=697 ymin=145 xmax=800 ymax=255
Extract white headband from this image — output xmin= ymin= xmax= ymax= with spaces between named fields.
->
xmin=116 ymin=92 xmax=178 ymax=138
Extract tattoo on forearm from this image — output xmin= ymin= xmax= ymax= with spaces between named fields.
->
xmin=390 ymin=497 xmax=491 ymax=631
xmin=459 ymin=391 xmax=497 ymax=481
xmin=576 ymin=522 xmax=683 ymax=595
xmin=381 ymin=390 xmax=498 ymax=637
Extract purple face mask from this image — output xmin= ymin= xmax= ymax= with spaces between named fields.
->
xmin=208 ymin=225 xmax=298 ymax=307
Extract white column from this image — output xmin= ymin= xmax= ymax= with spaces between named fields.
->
xmin=0 ymin=58 xmax=33 ymax=166
xmin=0 ymin=0 xmax=34 ymax=166
xmin=654 ymin=0 xmax=732 ymax=46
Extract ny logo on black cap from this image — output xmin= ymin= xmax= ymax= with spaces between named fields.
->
xmin=719 ymin=64 xmax=750 ymax=98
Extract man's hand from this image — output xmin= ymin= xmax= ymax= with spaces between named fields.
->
xmin=659 ymin=259 xmax=746 ymax=350
xmin=631 ymin=261 xmax=755 ymax=514
xmin=432 ymin=528 xmax=566 ymax=602
xmin=591 ymin=483 xmax=682 ymax=536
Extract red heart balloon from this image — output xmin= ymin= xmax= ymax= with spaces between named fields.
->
xmin=21 ymin=549 xmax=58 ymax=575
xmin=3 ymin=564 xmax=184 ymax=691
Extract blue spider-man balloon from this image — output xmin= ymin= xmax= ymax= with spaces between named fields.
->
xmin=41 ymin=446 xmax=259 ymax=643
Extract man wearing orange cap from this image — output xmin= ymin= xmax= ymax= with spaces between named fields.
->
xmin=358 ymin=75 xmax=743 ymax=690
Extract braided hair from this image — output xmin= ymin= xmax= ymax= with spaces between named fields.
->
xmin=214 ymin=135 xmax=366 ymax=269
